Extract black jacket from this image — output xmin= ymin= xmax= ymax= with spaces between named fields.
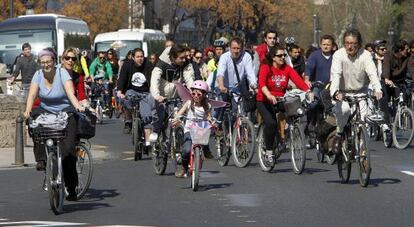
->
xmin=117 ymin=58 xmax=152 ymax=93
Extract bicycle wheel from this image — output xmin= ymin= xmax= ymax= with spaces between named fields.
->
xmin=290 ymin=123 xmax=306 ymax=174
xmin=151 ymin=133 xmax=168 ymax=175
xmin=392 ymin=107 xmax=414 ymax=149
xmin=337 ymin=134 xmax=351 ymax=183
xmin=315 ymin=140 xmax=325 ymax=163
xmin=170 ymin=125 xmax=184 ymax=171
xmin=231 ymin=118 xmax=255 ymax=168
xmin=257 ymin=125 xmax=276 ymax=172
xmin=191 ymin=146 xmax=200 ymax=191
xmin=216 ymin=125 xmax=230 ymax=167
xmin=97 ymin=104 xmax=103 ymax=124
xmin=75 ymin=143 xmax=93 ymax=200
xmin=46 ymin=148 xmax=64 ymax=214
xmin=357 ymin=126 xmax=371 ymax=187
xmin=134 ymin=119 xmax=143 ymax=161
xmin=383 ymin=128 xmax=392 ymax=148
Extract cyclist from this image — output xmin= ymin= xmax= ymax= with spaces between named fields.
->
xmin=171 ymin=80 xmax=214 ymax=178
xmin=257 ymin=44 xmax=311 ymax=162
xmin=150 ymin=45 xmax=194 ymax=140
xmin=207 ymin=37 xmax=228 ymax=74
xmin=256 ymin=30 xmax=278 ymax=64
xmin=24 ymin=49 xmax=85 ymax=201
xmin=303 ymin=34 xmax=335 ymax=148
xmin=89 ymin=51 xmax=113 ymax=82
xmin=107 ymin=48 xmax=120 ymax=82
xmin=372 ymin=39 xmax=388 ymax=77
xmin=117 ymin=48 xmax=155 ymax=155
xmin=330 ymin=28 xmax=383 ymax=155
xmin=409 ymin=40 xmax=414 ymax=78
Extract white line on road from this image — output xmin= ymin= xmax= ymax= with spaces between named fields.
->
xmin=401 ymin=171 xmax=414 ymax=176
xmin=229 ymin=210 xmax=241 ymax=213
xmin=0 ymin=221 xmax=86 ymax=226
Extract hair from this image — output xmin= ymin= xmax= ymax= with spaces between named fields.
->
xmin=22 ymin=43 xmax=31 ymax=50
xmin=343 ymin=28 xmax=363 ymax=46
xmin=98 ymin=51 xmax=106 ymax=56
xmin=305 ymin=45 xmax=318 ymax=59
xmin=107 ymin=48 xmax=118 ymax=59
xmin=169 ymin=45 xmax=187 ymax=59
xmin=264 ymin=30 xmax=278 ymax=39
xmin=132 ymin=47 xmax=144 ymax=56
xmin=320 ymin=34 xmax=335 ymax=44
xmin=365 ymin=43 xmax=374 ymax=50
xmin=61 ymin=47 xmax=78 ymax=62
xmin=125 ymin=50 xmax=134 ymax=59
xmin=392 ymin=39 xmax=408 ymax=53
xmin=44 ymin=47 xmax=57 ymax=60
xmin=230 ymin=37 xmax=244 ymax=49
xmin=264 ymin=44 xmax=286 ymax=66
xmin=194 ymin=49 xmax=202 ymax=56
xmin=190 ymin=89 xmax=210 ymax=113
xmin=288 ymin=44 xmax=300 ymax=51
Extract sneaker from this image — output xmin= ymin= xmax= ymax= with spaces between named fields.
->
xmin=332 ymin=134 xmax=343 ymax=155
xmin=123 ymin=122 xmax=132 ymax=134
xmin=36 ymin=161 xmax=46 ymax=171
xmin=265 ymin=150 xmax=274 ymax=163
xmin=175 ymin=166 xmax=188 ymax=178
xmin=203 ymin=146 xmax=214 ymax=159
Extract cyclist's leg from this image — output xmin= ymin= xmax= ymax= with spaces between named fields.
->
xmin=332 ymin=100 xmax=351 ymax=154
xmin=61 ymin=113 xmax=78 ymax=200
xmin=140 ymin=93 xmax=155 ymax=148
xmin=30 ymin=108 xmax=47 ymax=170
xmin=176 ymin=132 xmax=191 ymax=178
xmin=257 ymin=102 xmax=277 ymax=151
xmin=123 ymin=90 xmax=137 ymax=133
xmin=151 ymin=101 xmax=166 ymax=138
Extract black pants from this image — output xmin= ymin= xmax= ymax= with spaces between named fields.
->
xmin=32 ymin=108 xmax=78 ymax=194
xmin=257 ymin=102 xmax=278 ymax=150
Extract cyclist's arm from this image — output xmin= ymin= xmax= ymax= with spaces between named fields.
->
xmin=24 ymin=72 xmax=40 ymax=117
xmin=77 ymin=75 xmax=87 ymax=102
xmin=288 ymin=66 xmax=310 ymax=92
xmin=365 ymin=55 xmax=382 ymax=92
xmin=304 ymin=54 xmax=316 ymax=84
xmin=117 ymin=61 xmax=129 ymax=95
xmin=150 ymin=66 xmax=163 ymax=100
xmin=105 ymin=62 xmax=113 ymax=81
xmin=61 ymin=70 xmax=83 ymax=111
xmin=329 ymin=52 xmax=343 ymax=98
xmin=174 ymin=100 xmax=190 ymax=120
xmin=381 ymin=53 xmax=394 ymax=86
xmin=216 ymin=56 xmax=227 ymax=91
xmin=80 ymin=56 xmax=90 ymax=78
xmin=244 ymin=55 xmax=257 ymax=88
xmin=88 ymin=60 xmax=97 ymax=80
xmin=183 ymin=64 xmax=195 ymax=88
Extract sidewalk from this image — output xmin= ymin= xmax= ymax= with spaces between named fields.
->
xmin=0 ymin=144 xmax=109 ymax=169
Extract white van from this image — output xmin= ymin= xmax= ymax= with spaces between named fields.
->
xmin=93 ymin=29 xmax=166 ymax=59
xmin=0 ymin=14 xmax=91 ymax=73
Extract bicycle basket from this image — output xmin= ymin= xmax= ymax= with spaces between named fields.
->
xmin=284 ymin=96 xmax=302 ymax=116
xmin=77 ymin=112 xmax=97 ymax=139
xmin=188 ymin=121 xmax=211 ymax=145
xmin=31 ymin=126 xmax=67 ymax=142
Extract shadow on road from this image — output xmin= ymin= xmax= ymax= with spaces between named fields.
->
xmin=63 ymin=201 xmax=112 ymax=213
xmin=326 ymin=178 xmax=401 ymax=187
xmin=80 ymin=188 xmax=120 ymax=202
xmin=271 ymin=167 xmax=330 ymax=174
xmin=183 ymin=183 xmax=233 ymax=192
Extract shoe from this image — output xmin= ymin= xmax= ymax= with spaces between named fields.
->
xmin=175 ymin=166 xmax=188 ymax=178
xmin=204 ymin=147 xmax=214 ymax=159
xmin=265 ymin=150 xmax=274 ymax=163
xmin=123 ymin=122 xmax=132 ymax=134
xmin=66 ymin=193 xmax=77 ymax=201
xmin=36 ymin=161 xmax=46 ymax=171
xmin=332 ymin=134 xmax=343 ymax=155
xmin=143 ymin=145 xmax=149 ymax=155
xmin=149 ymin=132 xmax=158 ymax=142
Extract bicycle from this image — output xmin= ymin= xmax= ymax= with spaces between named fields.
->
xmin=388 ymin=84 xmax=414 ymax=149
xmin=29 ymin=114 xmax=68 ymax=214
xmin=336 ymin=94 xmax=371 ymax=187
xmin=151 ymin=98 xmax=184 ymax=175
xmin=185 ymin=118 xmax=212 ymax=191
xmin=129 ymin=94 xmax=146 ymax=161
xmin=75 ymin=139 xmax=93 ymax=200
xmin=365 ymin=91 xmax=392 ymax=148
xmin=256 ymin=90 xmax=307 ymax=173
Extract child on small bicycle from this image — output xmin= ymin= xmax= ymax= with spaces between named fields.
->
xmin=171 ymin=80 xmax=214 ymax=178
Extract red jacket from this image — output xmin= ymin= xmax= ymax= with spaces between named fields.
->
xmin=33 ymin=71 xmax=87 ymax=109
xmin=256 ymin=43 xmax=269 ymax=64
xmin=257 ymin=64 xmax=309 ymax=103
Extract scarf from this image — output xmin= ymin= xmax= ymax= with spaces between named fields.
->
xmin=43 ymin=68 xmax=56 ymax=84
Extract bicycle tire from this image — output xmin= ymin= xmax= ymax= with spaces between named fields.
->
xmin=97 ymin=105 xmax=103 ymax=124
xmin=337 ymin=134 xmax=351 ymax=183
xmin=191 ymin=146 xmax=200 ymax=191
xmin=231 ymin=118 xmax=255 ymax=168
xmin=75 ymin=143 xmax=93 ymax=200
xmin=108 ymin=100 xmax=113 ymax=119
xmin=383 ymin=128 xmax=392 ymax=148
xmin=46 ymin=148 xmax=64 ymax=214
xmin=315 ymin=140 xmax=325 ymax=163
xmin=152 ymin=133 xmax=168 ymax=175
xmin=392 ymin=107 xmax=414 ymax=149
xmin=291 ymin=123 xmax=306 ymax=174
xmin=216 ymin=125 xmax=230 ymax=167
xmin=257 ymin=125 xmax=276 ymax=172
xmin=134 ymin=119 xmax=143 ymax=161
xmin=357 ymin=126 xmax=371 ymax=187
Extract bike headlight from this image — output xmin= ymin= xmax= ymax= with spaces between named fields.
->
xmin=46 ymin=139 xmax=54 ymax=147
xmin=297 ymin=108 xmax=304 ymax=115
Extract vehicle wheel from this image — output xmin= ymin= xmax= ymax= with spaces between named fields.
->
xmin=337 ymin=135 xmax=351 ymax=183
xmin=191 ymin=147 xmax=200 ymax=191
xmin=231 ymin=118 xmax=255 ymax=168
xmin=75 ymin=143 xmax=93 ymax=200
xmin=257 ymin=126 xmax=276 ymax=172
xmin=357 ymin=126 xmax=371 ymax=187
xmin=97 ymin=105 xmax=103 ymax=124
xmin=108 ymin=102 xmax=113 ymax=119
xmin=383 ymin=128 xmax=392 ymax=148
xmin=134 ymin=120 xmax=143 ymax=161
xmin=216 ymin=125 xmax=230 ymax=167
xmin=46 ymin=151 xmax=64 ymax=214
xmin=316 ymin=140 xmax=325 ymax=163
xmin=291 ymin=124 xmax=306 ymax=174
xmin=392 ymin=107 xmax=414 ymax=149
xmin=152 ymin=133 xmax=167 ymax=175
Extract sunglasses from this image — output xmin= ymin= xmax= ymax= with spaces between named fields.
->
xmin=99 ymin=57 xmax=106 ymax=60
xmin=108 ymin=52 xmax=113 ymax=55
xmin=192 ymin=91 xmax=203 ymax=97
xmin=275 ymin=54 xmax=287 ymax=58
xmin=379 ymin=48 xmax=387 ymax=51
xmin=195 ymin=56 xmax=203 ymax=59
xmin=64 ymin=56 xmax=77 ymax=61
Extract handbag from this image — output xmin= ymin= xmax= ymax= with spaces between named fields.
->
xmin=232 ymin=58 xmax=256 ymax=112
xmin=76 ymin=111 xmax=97 ymax=139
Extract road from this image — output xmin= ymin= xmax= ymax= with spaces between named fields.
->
xmin=1 ymin=119 xmax=414 ymax=226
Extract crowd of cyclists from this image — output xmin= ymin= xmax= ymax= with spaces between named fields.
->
xmin=9 ymin=27 xmax=414 ymax=203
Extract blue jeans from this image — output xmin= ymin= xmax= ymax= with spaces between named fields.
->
xmin=124 ymin=90 xmax=155 ymax=128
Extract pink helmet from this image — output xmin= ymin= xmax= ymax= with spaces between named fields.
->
xmin=190 ymin=80 xmax=209 ymax=92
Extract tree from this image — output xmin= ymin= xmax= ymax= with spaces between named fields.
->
xmin=0 ymin=0 xmax=48 ymax=22
xmin=56 ymin=0 xmax=129 ymax=40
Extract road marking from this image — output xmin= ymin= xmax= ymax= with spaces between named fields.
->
xmin=0 ymin=219 xmax=8 ymax=221
xmin=123 ymin=157 xmax=134 ymax=161
xmin=244 ymin=220 xmax=257 ymax=223
xmin=401 ymin=171 xmax=414 ymax=176
xmin=229 ymin=210 xmax=241 ymax=213
xmin=237 ymin=215 xmax=249 ymax=218
xmin=0 ymin=221 xmax=86 ymax=226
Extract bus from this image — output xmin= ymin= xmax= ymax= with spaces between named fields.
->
xmin=93 ymin=29 xmax=166 ymax=60
xmin=0 ymin=14 xmax=91 ymax=73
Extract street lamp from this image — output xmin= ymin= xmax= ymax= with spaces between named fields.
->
xmin=388 ymin=24 xmax=394 ymax=48
xmin=313 ymin=14 xmax=321 ymax=48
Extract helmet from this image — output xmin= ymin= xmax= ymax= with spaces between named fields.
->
xmin=213 ymin=37 xmax=229 ymax=48
xmin=284 ymin=36 xmax=295 ymax=45
xmin=190 ymin=80 xmax=209 ymax=92
xmin=373 ymin=39 xmax=387 ymax=48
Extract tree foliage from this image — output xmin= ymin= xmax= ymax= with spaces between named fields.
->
xmin=0 ymin=0 xmax=48 ymax=22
